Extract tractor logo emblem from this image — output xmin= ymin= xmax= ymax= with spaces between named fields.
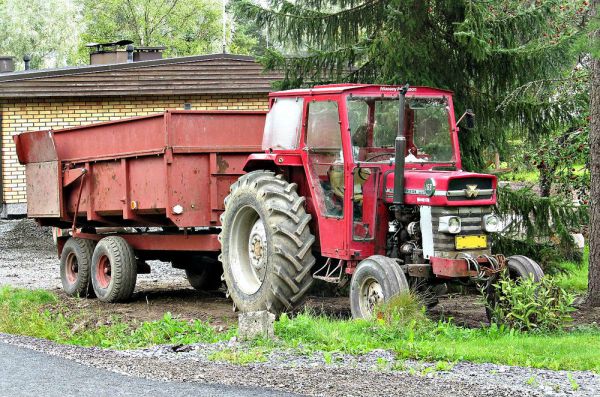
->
xmin=465 ymin=184 xmax=479 ymax=198
xmin=424 ymin=178 xmax=436 ymax=197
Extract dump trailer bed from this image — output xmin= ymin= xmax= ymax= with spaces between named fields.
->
xmin=14 ymin=110 xmax=266 ymax=255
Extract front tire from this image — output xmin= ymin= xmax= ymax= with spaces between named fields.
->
xmin=220 ymin=171 xmax=315 ymax=314
xmin=485 ymin=255 xmax=544 ymax=320
xmin=506 ymin=255 xmax=544 ymax=281
xmin=60 ymin=238 xmax=95 ymax=298
xmin=350 ymin=255 xmax=409 ymax=319
xmin=91 ymin=236 xmax=137 ymax=302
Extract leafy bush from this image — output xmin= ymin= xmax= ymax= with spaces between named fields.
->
xmin=487 ymin=274 xmax=575 ymax=332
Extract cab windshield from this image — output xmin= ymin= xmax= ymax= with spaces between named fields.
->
xmin=347 ymin=96 xmax=454 ymax=163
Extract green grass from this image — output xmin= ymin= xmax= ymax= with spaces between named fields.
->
xmin=1 ymin=285 xmax=599 ymax=372
xmin=208 ymin=348 xmax=268 ymax=364
xmin=556 ymin=247 xmax=589 ymax=293
xmin=500 ymin=169 xmax=539 ymax=183
xmin=271 ymin=312 xmax=600 ymax=372
xmin=0 ymin=285 xmax=233 ymax=349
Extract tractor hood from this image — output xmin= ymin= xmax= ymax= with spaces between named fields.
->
xmin=383 ymin=170 xmax=497 ymax=206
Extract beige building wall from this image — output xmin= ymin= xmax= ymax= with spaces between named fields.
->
xmin=0 ymin=94 xmax=269 ymax=211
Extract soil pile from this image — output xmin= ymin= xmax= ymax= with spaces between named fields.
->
xmin=0 ymin=219 xmax=55 ymax=253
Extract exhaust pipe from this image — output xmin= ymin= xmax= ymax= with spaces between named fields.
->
xmin=393 ymin=84 xmax=409 ymax=205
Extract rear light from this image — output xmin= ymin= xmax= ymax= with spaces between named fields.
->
xmin=439 ymin=216 xmax=461 ymax=234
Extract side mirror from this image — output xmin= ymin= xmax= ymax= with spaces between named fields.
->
xmin=457 ymin=109 xmax=475 ymax=130
xmin=466 ymin=109 xmax=475 ymax=129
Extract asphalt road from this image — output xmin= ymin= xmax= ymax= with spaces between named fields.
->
xmin=0 ymin=341 xmax=299 ymax=397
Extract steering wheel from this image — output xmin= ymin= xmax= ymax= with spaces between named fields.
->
xmin=364 ymin=152 xmax=394 ymax=162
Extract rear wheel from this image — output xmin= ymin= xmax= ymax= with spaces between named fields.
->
xmin=91 ymin=236 xmax=137 ymax=302
xmin=60 ymin=238 xmax=95 ymax=297
xmin=220 ymin=170 xmax=315 ymax=314
xmin=350 ymin=255 xmax=409 ymax=319
xmin=173 ymin=256 xmax=223 ymax=291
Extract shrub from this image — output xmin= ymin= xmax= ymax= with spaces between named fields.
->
xmin=373 ymin=291 xmax=428 ymax=327
xmin=487 ymin=274 xmax=575 ymax=332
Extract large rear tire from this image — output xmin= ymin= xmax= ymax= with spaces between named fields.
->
xmin=91 ymin=236 xmax=137 ymax=302
xmin=220 ymin=170 xmax=315 ymax=314
xmin=350 ymin=255 xmax=409 ymax=319
xmin=60 ymin=238 xmax=95 ymax=298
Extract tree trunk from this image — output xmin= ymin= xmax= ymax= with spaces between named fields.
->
xmin=587 ymin=0 xmax=600 ymax=306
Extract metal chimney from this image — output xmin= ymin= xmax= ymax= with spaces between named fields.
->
xmin=0 ymin=57 xmax=15 ymax=73
xmin=126 ymin=44 xmax=134 ymax=63
xmin=23 ymin=55 xmax=31 ymax=70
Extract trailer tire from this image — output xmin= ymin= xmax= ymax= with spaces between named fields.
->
xmin=220 ymin=170 xmax=315 ymax=315
xmin=176 ymin=257 xmax=222 ymax=291
xmin=350 ymin=255 xmax=409 ymax=319
xmin=60 ymin=238 xmax=95 ymax=298
xmin=91 ymin=236 xmax=137 ymax=302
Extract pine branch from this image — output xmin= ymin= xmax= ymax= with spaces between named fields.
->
xmin=236 ymin=0 xmax=386 ymax=48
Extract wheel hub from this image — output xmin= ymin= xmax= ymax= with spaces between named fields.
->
xmin=248 ymin=219 xmax=267 ymax=271
xmin=362 ymin=279 xmax=384 ymax=314
xmin=65 ymin=252 xmax=79 ymax=284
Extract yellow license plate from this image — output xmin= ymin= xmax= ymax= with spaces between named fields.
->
xmin=455 ymin=235 xmax=487 ymax=250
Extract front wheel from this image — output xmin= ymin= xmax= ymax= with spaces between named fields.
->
xmin=220 ymin=171 xmax=315 ymax=314
xmin=485 ymin=255 xmax=544 ymax=320
xmin=350 ymin=255 xmax=409 ymax=319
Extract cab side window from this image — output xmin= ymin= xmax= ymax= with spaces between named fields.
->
xmin=306 ymin=100 xmax=344 ymax=217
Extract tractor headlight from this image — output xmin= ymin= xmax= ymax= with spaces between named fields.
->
xmin=439 ymin=216 xmax=461 ymax=234
xmin=483 ymin=214 xmax=501 ymax=233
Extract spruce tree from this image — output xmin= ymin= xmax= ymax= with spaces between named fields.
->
xmin=236 ymin=0 xmax=593 ymax=269
xmin=237 ymin=0 xmax=589 ymax=170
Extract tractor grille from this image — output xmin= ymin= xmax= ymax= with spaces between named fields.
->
xmin=431 ymin=206 xmax=493 ymax=258
xmin=446 ymin=178 xmax=494 ymax=201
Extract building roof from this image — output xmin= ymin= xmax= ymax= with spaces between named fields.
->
xmin=0 ymin=54 xmax=281 ymax=98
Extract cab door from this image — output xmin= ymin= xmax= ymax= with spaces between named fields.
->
xmin=302 ymin=98 xmax=349 ymax=258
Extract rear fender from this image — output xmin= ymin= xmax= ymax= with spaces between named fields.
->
xmin=243 ymin=152 xmax=303 ymax=172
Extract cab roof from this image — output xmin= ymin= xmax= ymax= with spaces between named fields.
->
xmin=269 ymin=84 xmax=454 ymax=98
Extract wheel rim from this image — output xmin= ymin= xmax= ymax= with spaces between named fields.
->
xmin=359 ymin=277 xmax=384 ymax=317
xmin=96 ymin=255 xmax=112 ymax=289
xmin=65 ymin=252 xmax=79 ymax=284
xmin=229 ymin=205 xmax=267 ymax=295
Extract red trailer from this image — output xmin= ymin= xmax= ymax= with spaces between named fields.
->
xmin=15 ymin=85 xmax=543 ymax=318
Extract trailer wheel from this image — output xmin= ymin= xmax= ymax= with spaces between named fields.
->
xmin=220 ymin=170 xmax=315 ymax=314
xmin=91 ymin=236 xmax=137 ymax=302
xmin=60 ymin=238 xmax=95 ymax=298
xmin=350 ymin=255 xmax=409 ymax=319
xmin=173 ymin=257 xmax=223 ymax=291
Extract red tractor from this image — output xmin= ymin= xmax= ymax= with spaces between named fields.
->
xmin=14 ymin=84 xmax=543 ymax=319
xmin=220 ymin=84 xmax=543 ymax=318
